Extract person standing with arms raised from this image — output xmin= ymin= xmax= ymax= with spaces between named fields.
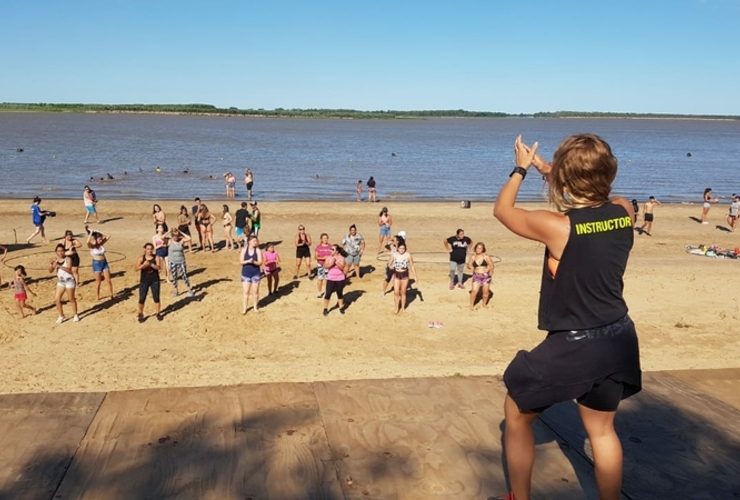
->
xmin=493 ymin=134 xmax=641 ymax=500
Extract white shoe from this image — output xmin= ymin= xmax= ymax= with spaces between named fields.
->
xmin=73 ymin=315 xmax=80 ymax=323
xmin=56 ymin=316 xmax=66 ymax=324
xmin=702 ymin=221 xmax=709 ymax=225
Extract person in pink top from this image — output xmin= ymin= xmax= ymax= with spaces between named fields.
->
xmin=322 ymin=244 xmax=349 ymax=316
xmin=262 ymin=242 xmax=281 ymax=295
xmin=314 ymin=233 xmax=333 ymax=298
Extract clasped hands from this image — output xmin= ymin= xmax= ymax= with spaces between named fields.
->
xmin=514 ymin=135 xmax=551 ymax=177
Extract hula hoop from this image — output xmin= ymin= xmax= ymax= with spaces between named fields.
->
xmin=3 ymin=250 xmax=127 ymax=272
xmin=376 ymin=251 xmax=502 ymax=264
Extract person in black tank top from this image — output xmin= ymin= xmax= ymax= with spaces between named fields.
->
xmin=493 ymin=134 xmax=641 ymax=500
xmin=135 ymin=242 xmax=164 ymax=322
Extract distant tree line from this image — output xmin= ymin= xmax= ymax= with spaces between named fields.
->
xmin=1 ymin=103 xmax=737 ymax=120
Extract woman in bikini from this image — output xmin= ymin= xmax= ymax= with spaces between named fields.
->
xmin=377 ymin=207 xmax=392 ymax=253
xmin=87 ymin=228 xmax=114 ymax=301
xmin=176 ymin=205 xmax=193 ymax=253
xmin=389 ymin=243 xmax=417 ymax=313
xmin=61 ymin=229 xmax=82 ymax=285
xmin=152 ymin=204 xmax=167 ymax=231
xmin=466 ymin=242 xmax=495 ymax=310
xmin=198 ymin=204 xmax=216 ymax=252
xmin=222 ymin=204 xmax=235 ymax=250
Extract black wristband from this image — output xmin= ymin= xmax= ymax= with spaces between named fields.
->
xmin=509 ymin=166 xmax=528 ymax=179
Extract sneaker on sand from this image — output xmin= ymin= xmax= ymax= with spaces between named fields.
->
xmin=427 ymin=321 xmax=434 ymax=328
xmin=56 ymin=316 xmax=66 ymax=324
xmin=187 ymin=290 xmax=195 ymax=297
xmin=457 ymin=283 xmax=465 ymax=290
xmin=448 ymin=282 xmax=454 ymax=290
xmin=156 ymin=313 xmax=164 ymax=321
xmin=172 ymin=291 xmax=179 ymax=297
xmin=73 ymin=315 xmax=80 ymax=323
xmin=137 ymin=313 xmax=145 ymax=323
xmin=702 ymin=221 xmax=709 ymax=225
xmin=434 ymin=322 xmax=444 ymax=329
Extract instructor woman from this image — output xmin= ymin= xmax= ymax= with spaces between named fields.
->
xmin=493 ymin=134 xmax=641 ymax=500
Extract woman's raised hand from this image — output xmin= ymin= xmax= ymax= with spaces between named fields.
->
xmin=514 ymin=135 xmax=538 ymax=169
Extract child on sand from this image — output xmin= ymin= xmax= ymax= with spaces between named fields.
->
xmin=263 ymin=242 xmax=281 ymax=295
xmin=13 ymin=265 xmax=37 ymax=318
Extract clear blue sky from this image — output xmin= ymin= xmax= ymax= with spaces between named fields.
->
xmin=2 ymin=0 xmax=738 ymax=114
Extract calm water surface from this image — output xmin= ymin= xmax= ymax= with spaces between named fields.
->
xmin=1 ymin=113 xmax=738 ymax=203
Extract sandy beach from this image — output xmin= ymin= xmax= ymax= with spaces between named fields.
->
xmin=0 ymin=198 xmax=738 ymax=395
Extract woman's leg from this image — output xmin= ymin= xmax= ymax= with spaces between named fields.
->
xmin=578 ymin=405 xmax=623 ymax=500
xmin=399 ymin=279 xmax=408 ymax=311
xmin=16 ymin=298 xmax=25 ymax=317
xmin=470 ymin=282 xmax=480 ymax=310
xmin=701 ymin=206 xmax=710 ymax=222
xmin=295 ymin=258 xmax=301 ymax=278
xmin=169 ymin=262 xmax=179 ymax=293
xmin=95 ymin=272 xmax=103 ymax=300
xmin=481 ymin=283 xmax=491 ymax=308
xmin=504 ymin=393 xmax=539 ymax=500
xmin=242 ymin=281 xmax=252 ymax=314
xmin=104 ymin=269 xmax=114 ymax=298
xmin=251 ymin=280 xmax=261 ymax=311
xmin=67 ymin=288 xmax=78 ymax=317
xmin=55 ymin=286 xmax=65 ymax=318
xmin=273 ymin=271 xmax=280 ymax=294
xmin=393 ymin=279 xmax=402 ymax=313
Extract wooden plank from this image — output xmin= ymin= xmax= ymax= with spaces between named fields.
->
xmin=0 ymin=392 xmax=105 ymax=500
xmin=539 ymin=371 xmax=740 ymax=500
xmin=53 ymin=383 xmax=343 ymax=500
xmin=315 ymin=376 xmax=599 ymax=500
xmin=668 ymin=368 xmax=740 ymax=411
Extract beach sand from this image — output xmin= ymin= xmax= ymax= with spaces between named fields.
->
xmin=0 ymin=199 xmax=737 ymax=394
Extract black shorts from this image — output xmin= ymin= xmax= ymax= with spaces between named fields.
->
xmin=69 ymin=252 xmax=81 ymax=268
xmin=246 ymin=182 xmax=254 ymax=190
xmin=504 ymin=315 xmax=641 ymax=413
xmin=384 ymin=267 xmax=394 ymax=282
xmin=296 ymin=245 xmax=311 ymax=259
xmin=644 ymin=213 xmax=654 ymax=222
xmin=138 ymin=279 xmax=161 ymax=304
xmin=325 ymin=279 xmax=345 ymax=300
xmin=178 ymin=225 xmax=191 ymax=236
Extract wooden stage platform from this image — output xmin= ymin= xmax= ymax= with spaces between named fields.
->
xmin=1 ymin=370 xmax=739 ymax=500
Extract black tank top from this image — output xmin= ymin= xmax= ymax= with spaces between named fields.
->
xmin=538 ymin=203 xmax=633 ymax=332
xmin=140 ymin=256 xmax=159 ymax=282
